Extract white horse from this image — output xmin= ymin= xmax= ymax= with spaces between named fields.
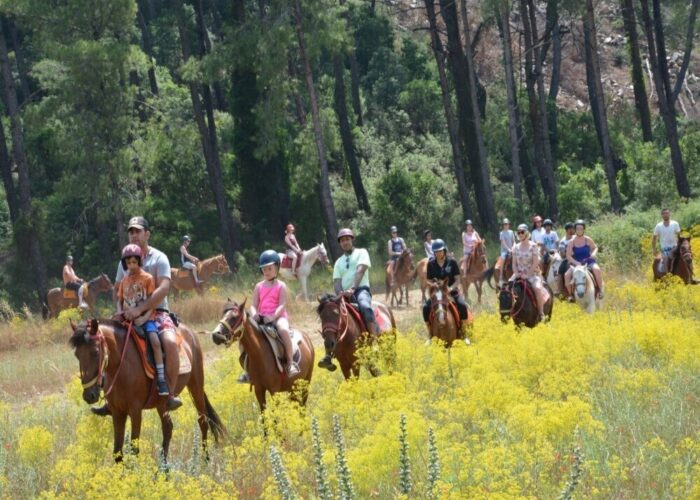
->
xmin=571 ymin=264 xmax=599 ymax=313
xmin=546 ymin=251 xmax=563 ymax=296
xmin=278 ymin=243 xmax=329 ymax=301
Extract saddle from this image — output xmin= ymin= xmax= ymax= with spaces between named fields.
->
xmin=244 ymin=318 xmax=303 ymax=373
xmin=280 ymin=254 xmax=302 ymax=272
xmin=129 ymin=324 xmax=192 ymax=380
xmin=343 ymin=299 xmax=392 ymax=333
xmin=174 ymin=262 xmax=202 ymax=279
xmin=515 ymin=279 xmax=538 ymax=306
xmin=63 ymin=283 xmax=88 ymax=300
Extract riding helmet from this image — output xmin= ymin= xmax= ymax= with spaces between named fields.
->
xmin=182 ymin=235 xmax=191 ymax=242
xmin=121 ymin=243 xmax=143 ymax=270
xmin=574 ymin=219 xmax=586 ymax=228
xmin=258 ymin=249 xmax=280 ymax=269
xmin=502 ymin=218 xmax=510 ymax=225
xmin=464 ymin=219 xmax=473 ymax=226
xmin=423 ymin=229 xmax=432 ymax=238
xmin=337 ymin=228 xmax=355 ymax=241
xmin=517 ymin=223 xmax=529 ymax=233
xmin=431 ymin=239 xmax=447 ymax=253
xmin=66 ymin=255 xmax=74 ymax=262
xmin=390 ymin=225 xmax=398 ymax=233
xmin=543 ymin=218 xmax=554 ymax=227
xmin=564 ymin=222 xmax=574 ymax=230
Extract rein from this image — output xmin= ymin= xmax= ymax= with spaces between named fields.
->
xmin=81 ymin=322 xmax=134 ymax=397
xmin=321 ymin=297 xmax=351 ymax=346
xmin=217 ymin=308 xmax=246 ymax=347
xmin=510 ymin=280 xmax=529 ymax=318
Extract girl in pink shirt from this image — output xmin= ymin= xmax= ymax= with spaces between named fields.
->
xmin=251 ymin=250 xmax=300 ymax=377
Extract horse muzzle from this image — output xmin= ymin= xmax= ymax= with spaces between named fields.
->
xmin=212 ymin=331 xmax=228 ymax=346
xmin=576 ymin=285 xmax=585 ymax=298
xmin=323 ymin=337 xmax=336 ymax=353
xmin=82 ymin=386 xmax=100 ymax=404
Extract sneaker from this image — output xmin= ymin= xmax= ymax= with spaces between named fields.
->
xmin=567 ymin=296 xmax=575 ymax=303
xmin=286 ymin=362 xmax=301 ymax=377
xmin=463 ymin=337 xmax=471 ymax=345
xmin=166 ymin=395 xmax=183 ymax=411
xmin=597 ymin=291 xmax=605 ymax=300
xmin=157 ymin=379 xmax=169 ymax=396
xmin=317 ymin=355 xmax=337 ymax=371
xmin=79 ymin=302 xmax=88 ymax=310
xmin=237 ymin=372 xmax=250 ymax=384
xmin=538 ymin=313 xmax=545 ymax=323
xmin=195 ymin=279 xmax=204 ymax=286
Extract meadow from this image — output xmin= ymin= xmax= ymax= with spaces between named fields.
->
xmin=0 ymin=248 xmax=699 ymax=498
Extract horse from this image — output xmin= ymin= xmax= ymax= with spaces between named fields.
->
xmin=460 ymin=240 xmax=489 ymax=304
xmin=316 ymin=294 xmax=396 ymax=380
xmin=46 ymin=274 xmax=113 ymax=318
xmin=571 ymin=264 xmax=599 ymax=313
xmin=483 ymin=252 xmax=513 ymax=291
xmin=211 ymin=299 xmax=314 ymax=411
xmin=498 ymin=279 xmax=553 ymax=328
xmin=69 ymin=318 xmax=225 ymax=462
xmin=385 ymin=248 xmax=415 ymax=307
xmin=278 ymin=243 xmax=329 ymax=301
xmin=653 ymin=236 xmax=696 ymax=284
xmin=426 ymin=279 xmax=459 ymax=346
xmin=171 ymin=254 xmax=230 ymax=294
xmin=416 ymin=258 xmax=429 ymax=302
xmin=545 ymin=251 xmax=563 ymax=297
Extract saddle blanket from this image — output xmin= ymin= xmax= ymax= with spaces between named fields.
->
xmin=280 ymin=255 xmax=302 ymax=271
xmin=256 ymin=323 xmax=303 ymax=373
xmin=63 ymin=283 xmax=88 ymax=300
xmin=132 ymin=327 xmax=192 ymax=379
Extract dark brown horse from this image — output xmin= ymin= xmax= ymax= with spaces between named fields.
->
xmin=171 ymin=254 xmax=230 ymax=294
xmin=460 ymin=240 xmax=489 ymax=304
xmin=69 ymin=318 xmax=225 ymax=462
xmin=653 ymin=236 xmax=696 ymax=284
xmin=426 ymin=279 xmax=460 ymax=346
xmin=46 ymin=274 xmax=113 ymax=318
xmin=498 ymin=279 xmax=553 ymax=328
xmin=483 ymin=253 xmax=513 ymax=291
xmin=211 ymin=299 xmax=315 ymax=411
xmin=385 ymin=248 xmax=415 ymax=307
xmin=317 ymin=294 xmax=396 ymax=380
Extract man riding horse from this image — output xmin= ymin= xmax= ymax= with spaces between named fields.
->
xmin=63 ymin=255 xmax=88 ymax=310
xmin=422 ymin=239 xmax=471 ymax=342
xmin=318 ymin=228 xmax=377 ymax=371
xmin=91 ymin=216 xmax=182 ymax=416
xmin=652 ymin=208 xmax=681 ymax=275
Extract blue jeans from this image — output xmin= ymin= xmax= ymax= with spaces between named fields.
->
xmin=353 ymin=287 xmax=376 ymax=326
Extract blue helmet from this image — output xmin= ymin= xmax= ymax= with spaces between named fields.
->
xmin=258 ymin=250 xmax=280 ymax=269
xmin=431 ymin=239 xmax=447 ymax=253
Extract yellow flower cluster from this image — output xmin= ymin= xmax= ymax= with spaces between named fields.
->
xmin=0 ymin=279 xmax=698 ymax=498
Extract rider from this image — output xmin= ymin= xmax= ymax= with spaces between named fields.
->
xmin=540 ymin=219 xmax=559 ymax=273
xmin=557 ymin=222 xmax=575 ymax=276
xmin=511 ymin=224 xmax=550 ymax=322
xmin=652 ymin=208 xmax=681 ymax=274
xmin=422 ymin=239 xmax=471 ymax=342
xmin=318 ymin=228 xmax=377 ymax=370
xmin=387 ymin=226 xmax=407 ymax=285
xmin=251 ymin=250 xmax=300 ymax=378
xmin=461 ymin=220 xmax=482 ymax=276
xmin=284 ymin=224 xmax=303 ymax=277
xmin=93 ymin=216 xmax=182 ymax=416
xmin=564 ymin=219 xmax=604 ymax=301
xmin=530 ymin=215 xmax=545 ymax=249
xmin=180 ymin=235 xmax=203 ymax=286
xmin=496 ymin=218 xmax=514 ymax=272
xmin=117 ymin=244 xmax=171 ymax=397
xmin=423 ymin=230 xmax=434 ymax=259
xmin=63 ymin=255 xmax=88 ymax=310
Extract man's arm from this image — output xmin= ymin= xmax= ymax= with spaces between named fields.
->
xmin=353 ymin=264 xmax=368 ymax=289
xmin=123 ymin=275 xmax=170 ymax=321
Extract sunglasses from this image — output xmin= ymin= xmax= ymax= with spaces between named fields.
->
xmin=517 ymin=231 xmax=525 ymax=235
xmin=345 ymin=255 xmax=350 ymax=269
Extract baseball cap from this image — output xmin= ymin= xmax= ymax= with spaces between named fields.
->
xmin=127 ymin=216 xmax=150 ymax=231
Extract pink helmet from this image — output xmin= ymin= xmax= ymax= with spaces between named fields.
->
xmin=337 ymin=228 xmax=355 ymax=241
xmin=121 ymin=244 xmax=143 ymax=270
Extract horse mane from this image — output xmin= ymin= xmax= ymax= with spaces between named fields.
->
xmin=316 ymin=293 xmax=340 ymax=315
xmin=68 ymin=319 xmax=125 ymax=348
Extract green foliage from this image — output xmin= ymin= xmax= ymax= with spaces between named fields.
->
xmin=398 ymin=414 xmax=412 ymax=494
xmin=556 ymin=163 xmax=610 ymax=223
xmin=333 ymin=414 xmax=355 ymax=500
xmin=269 ymin=445 xmax=297 ymax=500
xmin=311 ymin=416 xmax=332 ymax=500
xmin=620 ymin=140 xmax=679 ymax=210
xmin=427 ymin=427 xmax=441 ymax=499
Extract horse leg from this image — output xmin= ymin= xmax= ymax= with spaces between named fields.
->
xmin=187 ymin=379 xmax=210 ymax=461
xmin=255 ymin=386 xmax=267 ymax=413
xmin=476 ymin=281 xmax=482 ymax=304
xmin=112 ymin=412 xmax=127 ymax=463
xmin=129 ymin=411 xmax=142 ymax=455
xmin=157 ymin=407 xmax=174 ymax=465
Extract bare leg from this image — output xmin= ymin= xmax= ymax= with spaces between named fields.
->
xmin=192 ymin=266 xmax=202 ymax=285
xmin=276 ymin=318 xmax=293 ymax=365
xmin=160 ymin=328 xmax=182 ymax=409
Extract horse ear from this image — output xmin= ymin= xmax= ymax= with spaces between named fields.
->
xmin=89 ymin=319 xmax=99 ymax=336
xmin=70 ymin=319 xmax=77 ymax=332
xmin=317 ymin=294 xmax=323 ymax=303
xmin=241 ymin=297 xmax=247 ymax=309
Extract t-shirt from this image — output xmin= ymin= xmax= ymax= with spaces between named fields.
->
xmin=654 ymin=221 xmax=681 ymax=249
xmin=424 ymin=241 xmax=434 ymax=258
xmin=499 ymin=230 xmax=515 ymax=252
xmin=117 ymin=269 xmax=156 ymax=326
xmin=427 ymin=257 xmax=460 ymax=287
xmin=115 ymin=246 xmax=172 ymax=311
xmin=541 ymin=231 xmax=559 ymax=252
xmin=559 ymin=236 xmax=572 ymax=256
xmin=333 ymin=248 xmax=371 ymax=291
xmin=531 ymin=228 xmax=545 ymax=245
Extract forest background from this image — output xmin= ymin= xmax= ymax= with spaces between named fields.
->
xmin=0 ymin=0 xmax=699 ymax=310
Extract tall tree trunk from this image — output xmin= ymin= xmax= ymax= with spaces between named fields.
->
xmin=333 ymin=54 xmax=370 ymax=213
xmin=0 ymin=21 xmax=48 ymax=305
xmin=583 ymin=0 xmax=622 ymax=213
xmin=439 ymin=0 xmax=497 ymax=233
xmin=288 ymin=53 xmax=306 ymax=126
xmin=544 ymin=1 xmax=561 ymax=166
xmin=292 ymin=0 xmax=341 ymax=259
xmin=192 ymin=0 xmax=226 ymax=110
xmin=178 ymin=5 xmax=238 ymax=264
xmin=348 ymin=55 xmax=363 ymax=126
xmin=424 ymin=0 xmax=473 ymax=221
xmin=498 ymin=7 xmax=522 ymax=204
xmin=5 ymin=18 xmax=31 ymax=104
xmin=621 ymin=0 xmax=652 ymax=141
xmin=0 ymin=118 xmax=18 ymax=223
xmin=137 ymin=0 xmax=159 ymax=96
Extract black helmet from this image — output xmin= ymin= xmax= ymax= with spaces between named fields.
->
xmin=543 ymin=218 xmax=553 ymax=227
xmin=258 ymin=250 xmax=280 ymax=269
xmin=564 ymin=222 xmax=574 ymax=230
xmin=182 ymin=235 xmax=191 ymax=242
xmin=431 ymin=239 xmax=447 ymax=253
xmin=423 ymin=229 xmax=432 ymax=238
xmin=574 ymin=219 xmax=586 ymax=229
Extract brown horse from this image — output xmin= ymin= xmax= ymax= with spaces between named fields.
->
xmin=426 ymin=279 xmax=460 ymax=346
xmin=171 ymin=254 xmax=230 ymax=294
xmin=317 ymin=294 xmax=396 ymax=380
xmin=46 ymin=274 xmax=113 ymax=318
xmin=460 ymin=240 xmax=489 ymax=304
xmin=653 ymin=236 xmax=696 ymax=284
xmin=483 ymin=253 xmax=513 ymax=291
xmin=385 ymin=248 xmax=415 ymax=307
xmin=416 ymin=258 xmax=429 ymax=302
xmin=498 ymin=279 xmax=553 ymax=328
xmin=69 ymin=318 xmax=225 ymax=462
xmin=211 ymin=299 xmax=314 ymax=411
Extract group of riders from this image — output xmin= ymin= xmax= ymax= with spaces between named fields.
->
xmin=64 ymin=209 xmax=686 ymax=411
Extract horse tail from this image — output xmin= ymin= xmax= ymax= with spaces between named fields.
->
xmin=204 ymin=392 xmax=227 ymax=444
xmin=482 ymin=266 xmax=496 ymax=290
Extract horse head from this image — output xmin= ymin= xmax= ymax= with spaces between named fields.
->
xmin=678 ymin=237 xmax=693 ymax=267
xmin=316 ymin=243 xmax=329 ymax=265
xmin=428 ymin=279 xmax=449 ymax=325
xmin=69 ymin=318 xmax=105 ymax=405
xmin=498 ymin=283 xmax=514 ymax=320
xmin=215 ymin=255 xmax=231 ymax=275
xmin=317 ymin=293 xmax=345 ymax=354
xmin=572 ymin=265 xmax=589 ymax=298
xmin=212 ymin=298 xmax=246 ymax=346
xmin=473 ymin=240 xmax=488 ymax=267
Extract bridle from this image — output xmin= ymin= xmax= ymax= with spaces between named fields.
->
xmin=316 ymin=245 xmax=329 ymax=265
xmin=79 ymin=321 xmax=133 ymax=397
xmin=573 ymin=266 xmax=591 ymax=297
xmin=502 ymin=280 xmax=528 ymax=318
xmin=213 ymin=256 xmax=230 ymax=274
xmin=214 ymin=306 xmax=246 ymax=347
xmin=320 ymin=297 xmax=350 ymax=348
xmin=428 ymin=285 xmax=449 ymax=325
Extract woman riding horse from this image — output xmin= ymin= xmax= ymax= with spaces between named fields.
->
xmin=564 ymin=220 xmax=604 ymax=301
xmin=511 ymin=224 xmax=550 ymax=323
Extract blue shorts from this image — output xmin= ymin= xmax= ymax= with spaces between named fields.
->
xmin=143 ymin=320 xmax=158 ymax=334
xmin=500 ymin=250 xmax=510 ymax=259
